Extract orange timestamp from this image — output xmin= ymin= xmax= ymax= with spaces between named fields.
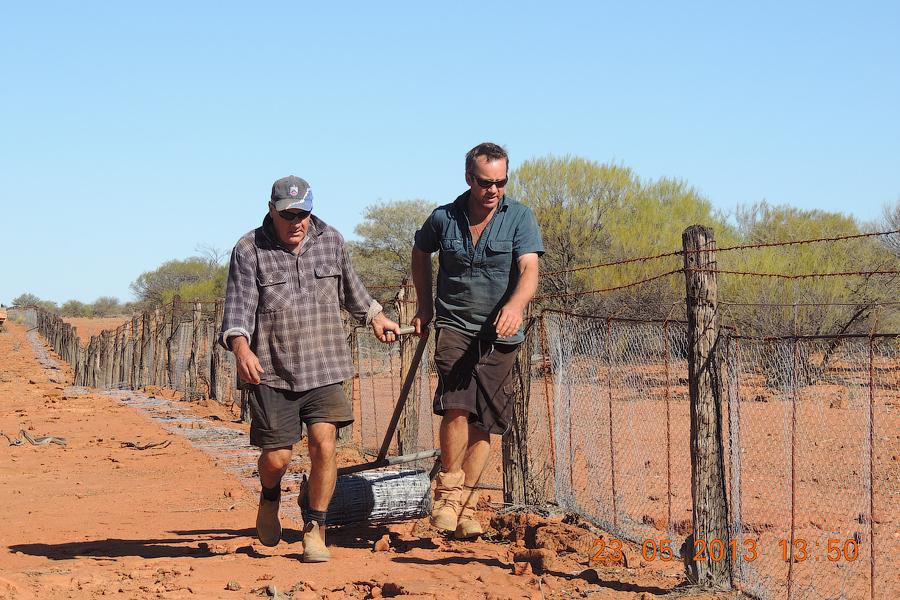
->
xmin=591 ymin=538 xmax=860 ymax=563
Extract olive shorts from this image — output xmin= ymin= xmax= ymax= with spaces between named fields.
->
xmin=249 ymin=382 xmax=352 ymax=449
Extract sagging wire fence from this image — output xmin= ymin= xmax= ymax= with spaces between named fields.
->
xmin=17 ymin=225 xmax=900 ymax=600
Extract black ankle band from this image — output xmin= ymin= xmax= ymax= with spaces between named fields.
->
xmin=306 ymin=509 xmax=327 ymax=525
xmin=261 ymin=484 xmax=281 ymax=502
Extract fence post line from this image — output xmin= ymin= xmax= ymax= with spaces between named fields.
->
xmin=395 ymin=280 xmax=419 ymax=455
xmin=682 ymin=224 xmax=731 ymax=589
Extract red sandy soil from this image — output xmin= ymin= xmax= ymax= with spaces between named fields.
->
xmin=0 ymin=321 xmax=725 ymax=600
xmin=62 ymin=318 xmax=131 ymax=346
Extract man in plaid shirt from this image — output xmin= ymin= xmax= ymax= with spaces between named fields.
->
xmin=220 ymin=175 xmax=401 ymax=563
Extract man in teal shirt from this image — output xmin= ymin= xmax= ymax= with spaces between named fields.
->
xmin=411 ymin=142 xmax=544 ymax=539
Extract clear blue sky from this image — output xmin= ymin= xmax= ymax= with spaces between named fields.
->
xmin=2 ymin=1 xmax=898 ymax=305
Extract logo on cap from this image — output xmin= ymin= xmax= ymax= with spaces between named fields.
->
xmin=289 ymin=185 xmax=299 ymax=197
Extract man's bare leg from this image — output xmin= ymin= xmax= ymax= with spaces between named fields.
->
xmin=439 ymin=409 xmax=470 ymax=472
xmin=432 ymin=410 xmax=470 ymax=531
xmin=302 ymin=422 xmax=336 ymax=561
xmin=306 ymin=422 xmax=338 ymax=518
xmin=256 ymin=446 xmax=292 ymax=546
xmin=460 ymin=426 xmax=490 ymax=487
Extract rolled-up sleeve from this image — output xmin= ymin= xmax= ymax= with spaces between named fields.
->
xmin=414 ymin=210 xmax=440 ymax=253
xmin=339 ymin=243 xmax=380 ymax=324
xmin=513 ymin=207 xmax=545 ymax=259
xmin=219 ymin=242 xmax=258 ymax=349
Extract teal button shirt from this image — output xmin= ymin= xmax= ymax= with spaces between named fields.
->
xmin=414 ymin=191 xmax=544 ymax=344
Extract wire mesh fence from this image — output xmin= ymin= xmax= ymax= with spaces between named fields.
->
xmin=538 ymin=308 xmax=899 ymax=600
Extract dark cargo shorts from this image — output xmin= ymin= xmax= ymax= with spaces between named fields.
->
xmin=249 ymin=382 xmax=353 ymax=449
xmin=432 ymin=327 xmax=518 ymax=435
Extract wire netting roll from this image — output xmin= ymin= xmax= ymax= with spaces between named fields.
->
xmin=305 ymin=469 xmax=432 ymax=527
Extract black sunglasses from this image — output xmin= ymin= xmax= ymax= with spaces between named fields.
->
xmin=470 ymin=173 xmax=508 ymax=189
xmin=277 ymin=209 xmax=311 ymax=222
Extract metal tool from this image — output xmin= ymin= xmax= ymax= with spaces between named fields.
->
xmin=300 ymin=325 xmax=440 ymax=526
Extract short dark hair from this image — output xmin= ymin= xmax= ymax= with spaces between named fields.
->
xmin=465 ymin=142 xmax=508 ymax=174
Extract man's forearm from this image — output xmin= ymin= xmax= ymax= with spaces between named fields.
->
xmin=506 ymin=258 xmax=539 ymax=309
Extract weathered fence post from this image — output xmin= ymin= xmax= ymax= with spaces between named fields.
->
xmin=187 ymin=301 xmax=201 ymax=399
xmin=138 ymin=311 xmax=151 ymax=388
xmin=682 ymin=225 xmax=731 ymax=589
xmin=167 ymin=297 xmax=179 ymax=389
xmin=502 ymin=309 xmax=534 ymax=506
xmin=395 ymin=281 xmax=419 ymax=455
xmin=153 ymin=308 xmax=165 ymax=386
xmin=100 ymin=330 xmax=112 ymax=388
xmin=111 ymin=326 xmax=121 ymax=388
xmin=338 ymin=323 xmax=356 ymax=444
xmin=210 ymin=301 xmax=224 ymax=402
xmin=129 ymin=316 xmax=140 ymax=389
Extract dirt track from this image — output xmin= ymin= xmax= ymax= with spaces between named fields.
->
xmin=0 ymin=320 xmax=712 ymax=600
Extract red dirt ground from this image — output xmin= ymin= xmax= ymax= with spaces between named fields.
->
xmin=62 ymin=317 xmax=131 ymax=346
xmin=1 ymin=320 xmax=726 ymax=600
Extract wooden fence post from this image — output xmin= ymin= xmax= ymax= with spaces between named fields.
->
xmin=210 ymin=300 xmax=232 ymax=404
xmin=100 ymin=330 xmax=112 ymax=388
xmin=339 ymin=323 xmax=356 ymax=444
xmin=153 ymin=308 xmax=165 ymax=386
xmin=167 ymin=297 xmax=180 ymax=389
xmin=138 ymin=311 xmax=150 ymax=388
xmin=682 ymin=225 xmax=731 ymax=590
xmin=187 ymin=302 xmax=201 ymax=399
xmin=129 ymin=316 xmax=139 ymax=389
xmin=111 ymin=326 xmax=121 ymax=388
xmin=502 ymin=309 xmax=535 ymax=506
xmin=395 ymin=281 xmax=419 ymax=455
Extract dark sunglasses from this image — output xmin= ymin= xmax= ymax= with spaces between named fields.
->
xmin=277 ymin=209 xmax=311 ymax=222
xmin=470 ymin=173 xmax=508 ymax=189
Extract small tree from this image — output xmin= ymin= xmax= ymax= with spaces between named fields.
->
xmin=347 ymin=199 xmax=436 ymax=289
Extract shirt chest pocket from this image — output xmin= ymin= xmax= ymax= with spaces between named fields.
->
xmin=440 ymin=238 xmax=468 ymax=276
xmin=258 ymin=274 xmax=290 ymax=313
xmin=484 ymin=239 xmax=513 ymax=272
xmin=314 ymin=264 xmax=341 ymax=304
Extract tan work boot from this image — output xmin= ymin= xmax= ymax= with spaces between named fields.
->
xmin=255 ymin=495 xmax=282 ymax=547
xmin=431 ymin=470 xmax=465 ymax=532
xmin=301 ymin=521 xmax=331 ymax=563
xmin=455 ymin=486 xmax=484 ymax=539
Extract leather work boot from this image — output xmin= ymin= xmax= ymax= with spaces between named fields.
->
xmin=255 ymin=494 xmax=282 ymax=547
xmin=430 ymin=470 xmax=465 ymax=532
xmin=301 ymin=521 xmax=331 ymax=563
xmin=454 ymin=486 xmax=484 ymax=539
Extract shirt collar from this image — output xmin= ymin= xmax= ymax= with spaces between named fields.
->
xmin=453 ymin=190 xmax=510 ymax=215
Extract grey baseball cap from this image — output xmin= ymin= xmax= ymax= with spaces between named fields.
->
xmin=271 ymin=175 xmax=314 ymax=212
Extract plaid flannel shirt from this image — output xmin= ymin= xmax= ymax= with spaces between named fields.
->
xmin=219 ymin=214 xmax=380 ymax=392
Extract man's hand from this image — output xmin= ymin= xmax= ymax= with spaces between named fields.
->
xmin=410 ymin=306 xmax=434 ymax=338
xmin=231 ymin=336 xmax=264 ymax=384
xmin=494 ymin=302 xmax=525 ymax=339
xmin=371 ymin=311 xmax=402 ymax=343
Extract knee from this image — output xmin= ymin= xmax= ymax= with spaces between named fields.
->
xmin=259 ymin=448 xmax=291 ymax=473
xmin=308 ymin=436 xmax=336 ymax=463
